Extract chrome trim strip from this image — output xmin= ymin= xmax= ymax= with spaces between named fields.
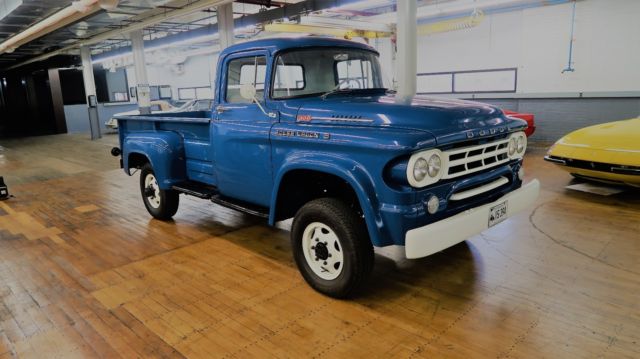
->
xmin=611 ymin=167 xmax=640 ymax=175
xmin=543 ymin=156 xmax=567 ymax=165
xmin=311 ymin=116 xmax=374 ymax=123
xmin=450 ymin=176 xmax=509 ymax=201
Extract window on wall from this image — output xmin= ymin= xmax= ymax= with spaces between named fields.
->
xmin=94 ymin=66 xmax=130 ymax=103
xmin=178 ymin=86 xmax=213 ymax=100
xmin=416 ymin=68 xmax=518 ymax=94
xmin=196 ymin=87 xmax=213 ymax=99
xmin=150 ymin=86 xmax=160 ymax=101
xmin=159 ymin=85 xmax=172 ymax=99
xmin=226 ymin=55 xmax=266 ymax=103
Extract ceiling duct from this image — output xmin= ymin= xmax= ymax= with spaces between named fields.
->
xmin=0 ymin=0 xmax=101 ymax=56
xmin=99 ymin=0 xmax=120 ymax=11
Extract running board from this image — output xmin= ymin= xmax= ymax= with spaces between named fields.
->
xmin=172 ymin=182 xmax=218 ymax=199
xmin=172 ymin=182 xmax=269 ymax=218
xmin=210 ymin=195 xmax=269 ymax=218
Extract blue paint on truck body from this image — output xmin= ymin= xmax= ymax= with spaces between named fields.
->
xmin=116 ymin=37 xmax=527 ymax=248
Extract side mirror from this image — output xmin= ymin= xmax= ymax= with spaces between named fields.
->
xmin=240 ymin=83 xmax=257 ymax=101
xmin=238 ymin=83 xmax=276 ymax=119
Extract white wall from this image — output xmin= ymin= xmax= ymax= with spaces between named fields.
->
xmin=375 ymin=0 xmax=640 ymax=95
xmin=121 ymin=0 xmax=640 ymax=99
xmin=125 ymin=53 xmax=218 ymax=100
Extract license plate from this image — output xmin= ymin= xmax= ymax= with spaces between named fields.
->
xmin=488 ymin=201 xmax=508 ymax=227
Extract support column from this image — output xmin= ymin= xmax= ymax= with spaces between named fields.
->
xmin=47 ymin=69 xmax=67 ymax=134
xmin=395 ymin=0 xmax=417 ymax=105
xmin=217 ymin=3 xmax=235 ymax=50
xmin=80 ymin=46 xmax=101 ymax=140
xmin=130 ymin=30 xmax=151 ymax=115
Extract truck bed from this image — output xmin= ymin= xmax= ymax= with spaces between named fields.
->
xmin=116 ymin=111 xmax=216 ymax=185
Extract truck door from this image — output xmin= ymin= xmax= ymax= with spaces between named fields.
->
xmin=213 ymin=51 xmax=276 ymax=207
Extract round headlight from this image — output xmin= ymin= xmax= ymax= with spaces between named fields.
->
xmin=516 ymin=136 xmax=526 ymax=153
xmin=427 ymin=154 xmax=441 ymax=178
xmin=413 ymin=157 xmax=429 ymax=182
xmin=508 ymin=137 xmax=517 ymax=156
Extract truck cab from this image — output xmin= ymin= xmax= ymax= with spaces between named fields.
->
xmin=114 ymin=37 xmax=539 ymax=298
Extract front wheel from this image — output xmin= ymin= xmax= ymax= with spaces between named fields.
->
xmin=291 ymin=198 xmax=374 ymax=298
xmin=140 ymin=164 xmax=179 ymax=220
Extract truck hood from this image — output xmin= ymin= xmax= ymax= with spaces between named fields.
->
xmin=293 ymin=94 xmax=525 ymax=145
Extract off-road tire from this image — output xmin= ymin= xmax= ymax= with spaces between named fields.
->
xmin=140 ymin=163 xmax=179 ymax=220
xmin=291 ymin=198 xmax=374 ymax=298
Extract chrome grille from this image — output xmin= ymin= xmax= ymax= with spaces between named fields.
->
xmin=444 ymin=138 xmax=510 ymax=179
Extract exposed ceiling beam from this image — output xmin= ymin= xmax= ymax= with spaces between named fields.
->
xmin=91 ymin=0 xmax=365 ymax=62
xmin=0 ymin=0 xmax=103 ymax=55
xmin=299 ymin=15 xmax=392 ymax=32
xmin=6 ymin=0 xmax=233 ymax=70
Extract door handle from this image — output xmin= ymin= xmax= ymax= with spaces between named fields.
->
xmin=216 ymin=105 xmax=230 ymax=114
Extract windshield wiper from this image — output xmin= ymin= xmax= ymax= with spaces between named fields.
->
xmin=320 ymin=84 xmax=354 ymax=100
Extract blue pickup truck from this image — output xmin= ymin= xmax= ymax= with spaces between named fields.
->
xmin=113 ymin=37 xmax=539 ymax=298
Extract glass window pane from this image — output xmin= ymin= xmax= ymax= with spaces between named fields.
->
xmin=274 ymin=65 xmax=304 ymax=90
xmin=159 ymin=86 xmax=172 ymax=99
xmin=226 ymin=56 xmax=267 ymax=103
xmin=272 ymin=49 xmax=384 ymax=99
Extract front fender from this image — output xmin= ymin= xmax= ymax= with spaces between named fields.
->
xmin=122 ymin=132 xmax=187 ymax=189
xmin=269 ymin=152 xmax=389 ymax=247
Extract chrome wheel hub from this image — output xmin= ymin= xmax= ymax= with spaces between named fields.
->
xmin=302 ymin=222 xmax=344 ymax=280
xmin=144 ymin=173 xmax=161 ymax=209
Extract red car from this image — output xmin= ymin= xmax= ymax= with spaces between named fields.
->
xmin=503 ymin=110 xmax=535 ymax=137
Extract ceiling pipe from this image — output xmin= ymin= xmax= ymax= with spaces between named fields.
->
xmin=99 ymin=0 xmax=120 ymax=11
xmin=7 ymin=0 xmax=233 ymax=70
xmin=91 ymin=0 xmax=365 ymax=63
xmin=0 ymin=0 xmax=101 ymax=55
xmin=367 ymin=0 xmax=564 ymax=23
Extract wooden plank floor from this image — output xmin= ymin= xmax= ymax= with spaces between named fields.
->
xmin=0 ymin=134 xmax=638 ymax=358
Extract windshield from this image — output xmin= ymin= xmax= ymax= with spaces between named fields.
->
xmin=272 ymin=48 xmax=386 ymax=99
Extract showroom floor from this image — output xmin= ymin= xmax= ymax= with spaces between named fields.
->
xmin=0 ymin=134 xmax=638 ymax=358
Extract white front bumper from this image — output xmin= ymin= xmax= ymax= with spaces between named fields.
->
xmin=405 ymin=179 xmax=540 ymax=259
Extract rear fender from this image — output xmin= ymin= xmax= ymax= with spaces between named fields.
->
xmin=122 ymin=132 xmax=187 ymax=189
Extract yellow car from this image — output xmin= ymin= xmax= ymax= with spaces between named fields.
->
xmin=544 ymin=117 xmax=640 ymax=186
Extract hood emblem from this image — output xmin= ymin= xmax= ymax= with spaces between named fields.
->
xmin=467 ymin=126 xmax=507 ymax=139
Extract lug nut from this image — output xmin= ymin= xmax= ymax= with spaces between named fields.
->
xmin=323 ymin=261 xmax=327 ymax=265
xmin=328 ymin=254 xmax=332 ymax=257
xmin=311 ymin=246 xmax=315 ymax=250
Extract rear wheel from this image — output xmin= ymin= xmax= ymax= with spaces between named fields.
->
xmin=291 ymin=198 xmax=374 ymax=298
xmin=140 ymin=164 xmax=179 ymax=220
